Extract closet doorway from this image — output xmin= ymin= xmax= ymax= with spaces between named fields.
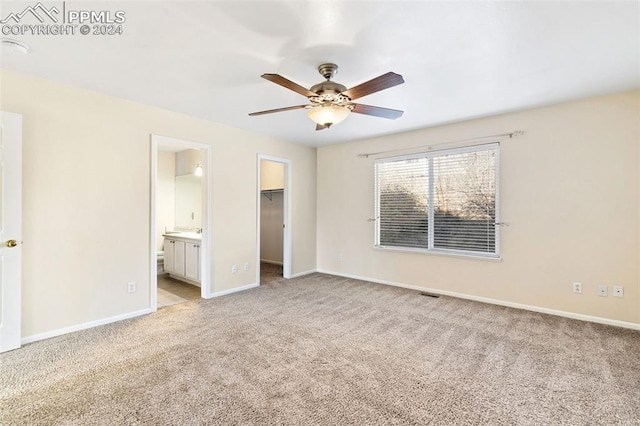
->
xmin=257 ymin=155 xmax=291 ymax=284
xmin=150 ymin=135 xmax=211 ymax=310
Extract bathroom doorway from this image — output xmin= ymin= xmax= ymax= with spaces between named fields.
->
xmin=257 ymin=155 xmax=291 ymax=285
xmin=150 ymin=135 xmax=211 ymax=310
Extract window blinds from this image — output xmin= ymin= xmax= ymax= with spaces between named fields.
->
xmin=375 ymin=143 xmax=499 ymax=257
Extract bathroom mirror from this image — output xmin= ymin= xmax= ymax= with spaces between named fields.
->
xmin=175 ymin=174 xmax=202 ymax=229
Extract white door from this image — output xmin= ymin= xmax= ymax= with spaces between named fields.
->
xmin=0 ymin=111 xmax=22 ymax=353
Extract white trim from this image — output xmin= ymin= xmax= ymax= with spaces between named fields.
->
xmin=494 ymin=145 xmax=501 ymax=255
xmin=257 ymin=155 xmax=293 ymax=285
xmin=316 ymin=270 xmax=640 ymax=331
xmin=209 ymin=282 xmax=259 ymax=298
xmin=260 ymin=259 xmax=283 ymax=265
xmin=373 ymin=245 xmax=502 ymax=261
xmin=150 ymin=139 xmax=159 ymax=312
xmin=21 ymin=308 xmax=154 ymax=345
xmin=201 ymin=147 xmax=212 ymax=298
xmin=289 ymin=269 xmax=316 ymax=279
xmin=151 ymin=134 xmax=212 ymax=309
xmin=427 ymin=155 xmax=434 ymax=248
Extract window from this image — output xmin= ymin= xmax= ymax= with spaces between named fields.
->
xmin=375 ymin=143 xmax=499 ymax=258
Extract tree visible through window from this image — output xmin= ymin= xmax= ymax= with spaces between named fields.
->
xmin=375 ymin=143 xmax=499 ymax=257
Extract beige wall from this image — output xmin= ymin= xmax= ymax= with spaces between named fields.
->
xmin=0 ymin=70 xmax=317 ymax=338
xmin=260 ymin=160 xmax=285 ymax=190
xmin=317 ymin=90 xmax=640 ymax=324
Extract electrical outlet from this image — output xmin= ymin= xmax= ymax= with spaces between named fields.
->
xmin=613 ymin=285 xmax=624 ymax=298
xmin=597 ymin=285 xmax=608 ymax=297
xmin=572 ymin=282 xmax=582 ymax=294
xmin=127 ymin=281 xmax=136 ymax=293
xmin=243 ymin=262 xmax=250 ymax=271
xmin=231 ymin=265 xmax=238 ymax=273
xmin=338 ymin=253 xmax=343 ymax=262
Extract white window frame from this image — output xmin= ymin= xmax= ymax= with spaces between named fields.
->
xmin=374 ymin=143 xmax=500 ymax=259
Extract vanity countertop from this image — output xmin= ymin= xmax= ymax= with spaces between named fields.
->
xmin=163 ymin=232 xmax=202 ymax=241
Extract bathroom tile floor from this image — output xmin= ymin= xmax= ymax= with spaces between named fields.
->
xmin=157 ymin=275 xmax=201 ymax=308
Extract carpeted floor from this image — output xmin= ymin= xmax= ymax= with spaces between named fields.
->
xmin=1 ymin=273 xmax=639 ymax=425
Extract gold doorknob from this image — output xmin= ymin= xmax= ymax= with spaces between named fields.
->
xmin=5 ymin=240 xmax=17 ymax=248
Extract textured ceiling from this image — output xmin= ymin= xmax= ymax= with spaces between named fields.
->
xmin=1 ymin=1 xmax=639 ymax=146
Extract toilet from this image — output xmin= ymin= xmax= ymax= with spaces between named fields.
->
xmin=157 ymin=251 xmax=165 ymax=274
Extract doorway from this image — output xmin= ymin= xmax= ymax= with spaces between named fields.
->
xmin=257 ymin=155 xmax=291 ymax=285
xmin=150 ymin=135 xmax=211 ymax=310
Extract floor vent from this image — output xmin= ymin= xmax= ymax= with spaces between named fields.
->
xmin=420 ymin=292 xmax=440 ymax=298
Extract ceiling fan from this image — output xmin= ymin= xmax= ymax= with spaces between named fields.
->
xmin=249 ymin=63 xmax=405 ymax=131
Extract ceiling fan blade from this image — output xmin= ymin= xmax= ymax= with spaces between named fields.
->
xmin=316 ymin=123 xmax=328 ymax=131
xmin=341 ymin=72 xmax=404 ymax=100
xmin=352 ymin=103 xmax=404 ymax=119
xmin=261 ymin=74 xmax=317 ymax=98
xmin=248 ymin=105 xmax=308 ymax=116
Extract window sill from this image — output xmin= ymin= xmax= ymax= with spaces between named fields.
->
xmin=373 ymin=245 xmax=502 ymax=262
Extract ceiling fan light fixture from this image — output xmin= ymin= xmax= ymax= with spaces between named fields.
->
xmin=307 ymin=105 xmax=350 ymax=127
xmin=249 ymin=64 xmax=405 ymax=131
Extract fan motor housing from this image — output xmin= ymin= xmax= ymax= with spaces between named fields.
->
xmin=310 ymin=80 xmax=348 ymax=96
xmin=310 ymin=63 xmax=348 ymax=97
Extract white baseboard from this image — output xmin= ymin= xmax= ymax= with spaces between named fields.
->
xmin=260 ymin=259 xmax=283 ymax=266
xmin=21 ymin=308 xmax=154 ymax=345
xmin=22 ymin=283 xmax=260 ymax=344
xmin=317 ymin=270 xmax=640 ymax=331
xmin=208 ymin=282 xmax=259 ymax=298
xmin=289 ymin=269 xmax=317 ymax=278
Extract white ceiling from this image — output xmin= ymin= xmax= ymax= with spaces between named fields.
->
xmin=1 ymin=1 xmax=639 ymax=146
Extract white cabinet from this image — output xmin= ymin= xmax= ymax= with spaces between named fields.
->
xmin=174 ymin=240 xmax=186 ymax=276
xmin=163 ymin=236 xmax=200 ymax=286
xmin=164 ymin=239 xmax=175 ymax=273
xmin=185 ymin=243 xmax=200 ymax=281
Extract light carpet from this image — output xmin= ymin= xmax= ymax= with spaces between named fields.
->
xmin=1 ymin=273 xmax=639 ymax=425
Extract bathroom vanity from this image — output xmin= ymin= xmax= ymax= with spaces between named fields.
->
xmin=163 ymin=232 xmax=201 ymax=286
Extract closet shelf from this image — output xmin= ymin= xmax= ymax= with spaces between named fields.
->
xmin=261 ymin=189 xmax=283 ymax=201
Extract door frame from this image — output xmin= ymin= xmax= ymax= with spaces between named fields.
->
xmin=257 ymin=155 xmax=292 ymax=283
xmin=150 ymin=134 xmax=212 ymax=311
xmin=0 ymin=111 xmax=22 ymax=353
